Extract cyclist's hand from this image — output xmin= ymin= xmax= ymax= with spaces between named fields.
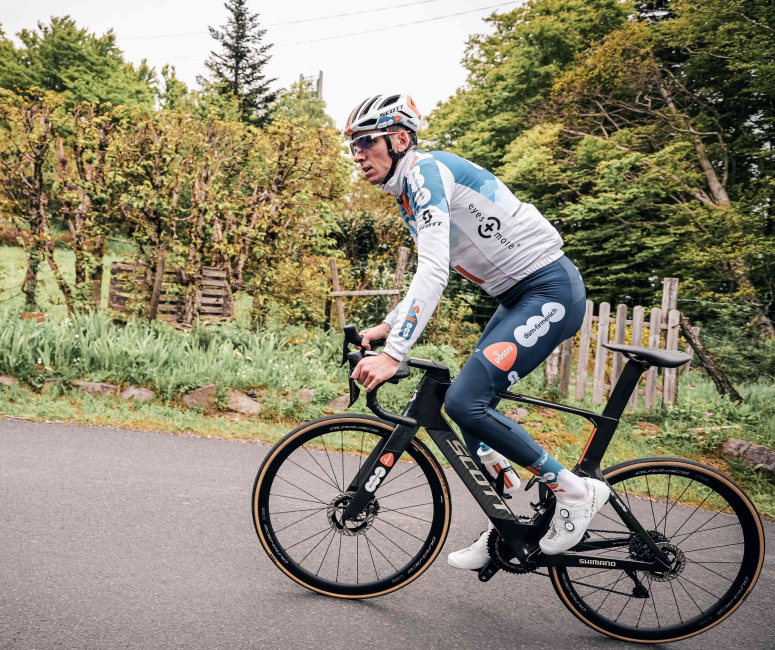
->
xmin=358 ymin=323 xmax=391 ymax=350
xmin=351 ymin=353 xmax=400 ymax=392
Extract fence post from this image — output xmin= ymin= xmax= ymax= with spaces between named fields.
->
xmin=661 ymin=278 xmax=679 ymax=343
xmin=390 ymin=247 xmax=410 ymax=312
xmin=592 ymin=302 xmax=611 ymax=405
xmin=329 ymin=258 xmax=346 ymax=328
xmin=559 ymin=338 xmax=573 ymax=398
xmin=610 ymin=303 xmax=628 ymax=389
xmin=663 ymin=309 xmax=681 ymax=404
xmin=645 ymin=307 xmax=662 ymax=410
xmin=682 ymin=326 xmax=700 ymax=374
xmin=628 ymin=305 xmax=645 ymax=409
xmin=575 ymin=300 xmax=594 ymax=400
xmin=147 ymin=249 xmax=166 ymax=321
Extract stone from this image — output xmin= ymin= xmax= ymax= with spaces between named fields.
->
xmin=42 ymin=378 xmax=61 ymax=391
xmin=722 ymin=438 xmax=775 ymax=477
xmin=72 ymin=380 xmax=117 ymax=397
xmin=119 ymin=386 xmax=155 ymax=402
xmin=328 ymin=395 xmax=350 ymax=412
xmin=0 ymin=375 xmax=17 ymax=387
xmin=296 ymin=388 xmax=315 ymax=404
xmin=183 ymin=383 xmax=217 ymax=408
xmin=226 ymin=389 xmax=262 ymax=416
xmin=504 ymin=407 xmax=529 ymax=422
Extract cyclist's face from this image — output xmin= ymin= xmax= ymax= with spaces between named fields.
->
xmin=352 ymin=130 xmax=410 ymax=185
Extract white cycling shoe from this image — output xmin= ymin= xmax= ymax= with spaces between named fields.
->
xmin=539 ymin=478 xmax=611 ymax=555
xmin=447 ymin=527 xmax=492 ymax=570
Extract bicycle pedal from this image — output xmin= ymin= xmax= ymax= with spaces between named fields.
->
xmin=477 ymin=559 xmax=500 ymax=582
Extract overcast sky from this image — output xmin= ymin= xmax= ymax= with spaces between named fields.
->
xmin=1 ymin=1 xmax=523 ymax=129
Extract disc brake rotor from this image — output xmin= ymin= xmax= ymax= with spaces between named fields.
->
xmin=327 ymin=491 xmax=378 ymax=536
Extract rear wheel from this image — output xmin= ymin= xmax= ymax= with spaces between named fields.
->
xmin=252 ymin=414 xmax=451 ymax=598
xmin=550 ymin=458 xmax=764 ymax=644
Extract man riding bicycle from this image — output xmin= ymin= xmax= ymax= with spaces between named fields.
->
xmin=344 ymin=93 xmax=610 ymax=569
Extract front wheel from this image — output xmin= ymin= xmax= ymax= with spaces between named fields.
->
xmin=252 ymin=414 xmax=451 ymax=598
xmin=550 ymin=458 xmax=765 ymax=644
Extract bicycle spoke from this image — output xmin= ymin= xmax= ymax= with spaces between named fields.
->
xmin=271 ymin=506 xmax=328 ymax=516
xmin=654 ymin=480 xmax=694 ymax=532
xmin=378 ymin=483 xmax=427 ymax=500
xmin=648 ymin=575 xmax=661 ymax=628
xmin=286 ymin=457 xmax=340 ymax=491
xmin=668 ymin=579 xmax=683 ymax=624
xmin=370 ymin=524 xmax=414 ymax=558
xmin=364 ymin=533 xmax=399 ymax=572
xmin=336 ymin=535 xmax=342 ymax=583
xmin=685 ymin=558 xmax=734 ymax=582
xmin=364 ymin=534 xmax=380 ymax=580
xmin=669 ymin=491 xmax=713 ymax=539
xmin=274 ymin=507 xmax=326 ymax=534
xmin=375 ymin=517 xmax=427 ymax=543
xmin=676 ymin=574 xmax=704 ymax=614
xmin=320 ymin=435 xmax=342 ymax=492
xmin=303 ymin=445 xmax=340 ymax=491
xmin=298 ymin=528 xmax=335 ymax=566
xmin=595 ymin=571 xmax=625 ymax=612
xmin=645 ymin=475 xmax=658 ymax=531
xmin=316 ymin=529 xmax=337 ymax=576
xmin=284 ymin=525 xmax=333 ymax=551
xmin=670 ymin=507 xmax=732 ymax=545
xmin=683 ymin=541 xmax=743 ymax=554
xmin=341 ymin=430 xmax=346 ymax=493
xmin=273 ymin=474 xmax=328 ymax=504
xmin=664 ymin=474 xmax=671 ymax=536
xmin=377 ymin=462 xmax=417 ymax=490
xmin=270 ymin=494 xmax=328 ymax=506
xmin=379 ymin=507 xmax=433 ymax=524
xmin=678 ymin=574 xmax=721 ymax=600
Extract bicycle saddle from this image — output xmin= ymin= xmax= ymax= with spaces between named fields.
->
xmin=602 ymin=343 xmax=691 ymax=368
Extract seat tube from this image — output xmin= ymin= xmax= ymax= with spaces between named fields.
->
xmin=601 ymin=359 xmax=648 ymax=420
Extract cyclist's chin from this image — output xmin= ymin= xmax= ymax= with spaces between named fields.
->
xmin=362 ymin=167 xmax=386 ymax=185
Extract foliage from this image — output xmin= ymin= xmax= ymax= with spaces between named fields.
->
xmin=424 ymin=0 xmax=774 ymax=338
xmin=272 ymin=79 xmax=333 ymax=129
xmin=199 ymin=0 xmax=277 ymax=126
xmin=0 ymin=17 xmax=155 ymax=110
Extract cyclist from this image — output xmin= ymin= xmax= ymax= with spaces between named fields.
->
xmin=345 ymin=94 xmax=610 ymax=569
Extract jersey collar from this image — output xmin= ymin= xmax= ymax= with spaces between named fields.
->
xmin=381 ymin=149 xmax=421 ymax=196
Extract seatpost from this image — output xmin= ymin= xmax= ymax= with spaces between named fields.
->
xmin=601 ymin=359 xmax=650 ymax=420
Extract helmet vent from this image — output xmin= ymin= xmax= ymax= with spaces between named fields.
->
xmin=359 ymin=118 xmax=377 ymax=127
xmin=379 ymin=95 xmax=400 ymax=109
xmin=359 ymin=96 xmax=381 ymax=119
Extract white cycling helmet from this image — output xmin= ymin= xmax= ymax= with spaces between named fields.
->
xmin=343 ymin=93 xmax=422 ymax=140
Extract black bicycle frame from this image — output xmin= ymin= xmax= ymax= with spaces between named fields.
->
xmin=342 ymin=354 xmax=673 ymax=572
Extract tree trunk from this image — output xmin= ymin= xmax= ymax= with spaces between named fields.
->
xmin=679 ymin=313 xmax=742 ymax=404
xmin=22 ymin=249 xmax=41 ymax=311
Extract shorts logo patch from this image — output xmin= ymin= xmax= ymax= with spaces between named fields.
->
xmin=380 ymin=453 xmax=394 ymax=467
xmin=483 ymin=342 xmax=517 ymax=371
xmin=400 ymin=298 xmax=426 ymax=340
xmin=513 ymin=302 xmax=566 ymax=348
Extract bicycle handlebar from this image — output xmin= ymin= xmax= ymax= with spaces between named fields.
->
xmin=341 ymin=325 xmax=417 ymax=428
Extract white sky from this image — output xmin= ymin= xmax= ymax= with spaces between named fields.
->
xmin=1 ymin=1 xmax=523 ymax=129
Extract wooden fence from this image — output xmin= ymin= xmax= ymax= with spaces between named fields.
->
xmin=109 ymin=261 xmax=232 ymax=327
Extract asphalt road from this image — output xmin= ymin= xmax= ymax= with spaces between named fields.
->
xmin=1 ymin=419 xmax=773 ymax=650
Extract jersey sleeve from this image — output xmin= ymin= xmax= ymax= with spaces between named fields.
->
xmin=384 ymin=158 xmax=453 ymax=361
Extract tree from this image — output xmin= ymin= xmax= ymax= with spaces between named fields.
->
xmin=199 ymin=0 xmax=277 ymax=125
xmin=0 ymin=88 xmax=73 ymax=313
xmin=272 ymin=79 xmax=332 ymax=128
xmin=0 ymin=17 xmax=156 ymax=109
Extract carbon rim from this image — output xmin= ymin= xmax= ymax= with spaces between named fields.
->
xmin=253 ymin=415 xmax=451 ymax=598
xmin=550 ymin=459 xmax=764 ymax=643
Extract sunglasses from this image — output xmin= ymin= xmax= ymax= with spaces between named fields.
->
xmin=349 ymin=132 xmax=396 ymax=155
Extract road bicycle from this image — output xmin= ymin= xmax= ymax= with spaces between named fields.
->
xmin=252 ymin=325 xmax=764 ymax=644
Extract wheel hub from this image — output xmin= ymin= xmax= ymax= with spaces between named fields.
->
xmin=327 ymin=491 xmax=378 ymax=536
xmin=629 ymin=531 xmax=685 ymax=582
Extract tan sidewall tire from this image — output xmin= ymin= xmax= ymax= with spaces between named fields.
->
xmin=549 ymin=459 xmax=765 ymax=644
xmin=253 ymin=415 xmax=452 ymax=599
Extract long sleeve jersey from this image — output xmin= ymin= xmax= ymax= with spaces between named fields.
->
xmin=380 ymin=149 xmax=564 ymax=362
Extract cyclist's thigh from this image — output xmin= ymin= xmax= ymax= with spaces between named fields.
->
xmin=461 ymin=289 xmax=586 ymax=394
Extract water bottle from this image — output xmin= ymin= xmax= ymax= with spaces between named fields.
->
xmin=477 ymin=443 xmax=520 ymax=495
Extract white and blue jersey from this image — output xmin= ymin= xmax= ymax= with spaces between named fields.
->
xmin=381 ymin=149 xmax=564 ymax=361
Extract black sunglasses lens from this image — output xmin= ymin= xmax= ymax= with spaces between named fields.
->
xmin=352 ymin=135 xmax=378 ymax=153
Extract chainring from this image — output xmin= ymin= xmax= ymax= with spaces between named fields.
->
xmin=486 ymin=529 xmax=537 ymax=574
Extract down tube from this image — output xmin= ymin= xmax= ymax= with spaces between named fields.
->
xmin=425 ymin=426 xmax=518 ymax=523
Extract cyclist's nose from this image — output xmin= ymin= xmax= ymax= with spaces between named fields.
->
xmin=353 ymin=149 xmax=366 ymax=164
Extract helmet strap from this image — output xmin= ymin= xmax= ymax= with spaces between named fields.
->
xmin=382 ymin=131 xmax=410 ymax=184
